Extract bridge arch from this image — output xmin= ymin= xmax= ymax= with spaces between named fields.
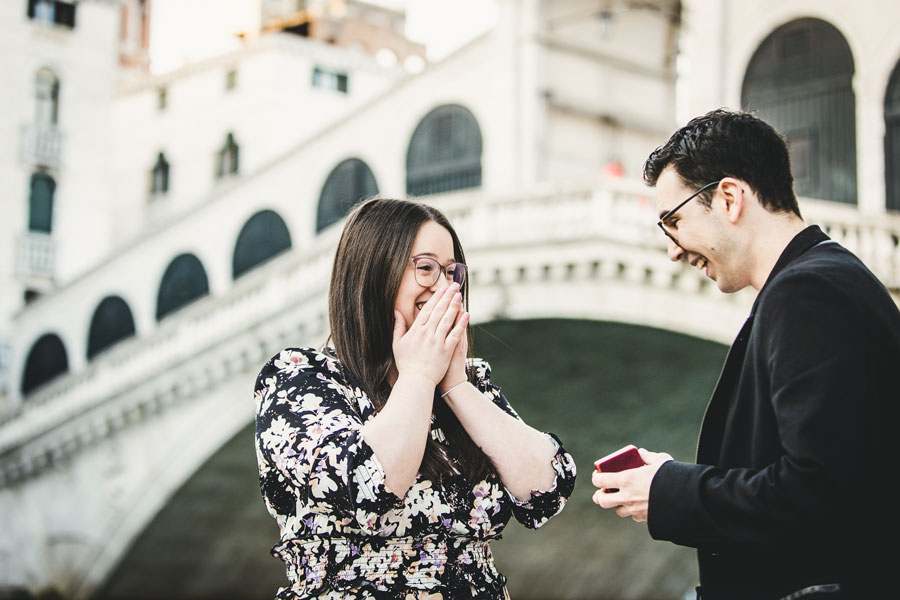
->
xmin=406 ymin=104 xmax=483 ymax=197
xmin=316 ymin=158 xmax=378 ymax=232
xmin=232 ymin=209 xmax=292 ymax=279
xmin=87 ymin=296 xmax=136 ymax=359
xmin=21 ymin=333 xmax=69 ymax=396
xmin=156 ymin=253 xmax=210 ymax=320
xmin=885 ymin=58 xmax=900 ymax=211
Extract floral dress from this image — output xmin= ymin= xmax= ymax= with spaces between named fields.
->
xmin=254 ymin=347 xmax=577 ymax=599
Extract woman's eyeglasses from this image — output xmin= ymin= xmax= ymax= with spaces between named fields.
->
xmin=411 ymin=256 xmax=467 ymax=289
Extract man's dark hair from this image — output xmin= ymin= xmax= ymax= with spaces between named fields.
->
xmin=643 ymin=109 xmax=801 ymax=217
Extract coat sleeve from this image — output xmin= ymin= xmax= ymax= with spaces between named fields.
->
xmin=648 ymin=270 xmax=878 ymax=549
xmin=255 ymin=348 xmax=403 ymax=535
xmin=469 ymin=359 xmax=577 ymax=529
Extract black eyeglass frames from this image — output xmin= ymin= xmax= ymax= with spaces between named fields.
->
xmin=656 ymin=180 xmax=721 ymax=246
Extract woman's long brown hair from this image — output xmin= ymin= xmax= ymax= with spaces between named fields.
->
xmin=328 ymin=197 xmax=496 ymax=483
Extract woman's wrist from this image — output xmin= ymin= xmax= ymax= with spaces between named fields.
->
xmin=439 ymin=377 xmax=468 ymax=396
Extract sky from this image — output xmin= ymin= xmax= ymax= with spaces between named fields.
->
xmin=394 ymin=0 xmax=499 ymax=60
xmin=148 ymin=0 xmax=499 ymax=73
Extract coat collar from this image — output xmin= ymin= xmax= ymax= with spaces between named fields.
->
xmin=750 ymin=225 xmax=830 ymax=315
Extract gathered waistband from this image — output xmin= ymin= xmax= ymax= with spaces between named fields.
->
xmin=273 ymin=533 xmax=504 ymax=594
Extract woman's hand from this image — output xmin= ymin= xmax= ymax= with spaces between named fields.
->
xmin=440 ymin=310 xmax=469 ymax=394
xmin=392 ymin=282 xmax=469 ymax=386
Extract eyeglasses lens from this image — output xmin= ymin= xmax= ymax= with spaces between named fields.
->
xmin=413 ymin=258 xmax=467 ymax=289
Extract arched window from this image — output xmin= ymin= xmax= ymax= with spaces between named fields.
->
xmin=406 ymin=104 xmax=483 ymax=197
xmin=215 ymin=133 xmax=239 ymax=178
xmin=22 ymin=333 xmax=68 ymax=395
xmin=233 ymin=210 xmax=292 ymax=278
xmin=156 ymin=254 xmax=210 ymax=320
xmin=29 ymin=172 xmax=55 ymax=233
xmin=885 ymin=61 xmax=900 ymax=212
xmin=87 ymin=296 xmax=136 ymax=359
xmin=742 ymin=18 xmax=857 ymax=204
xmin=35 ymin=68 xmax=60 ymax=126
xmin=151 ymin=152 xmax=170 ymax=195
xmin=316 ymin=158 xmax=378 ymax=232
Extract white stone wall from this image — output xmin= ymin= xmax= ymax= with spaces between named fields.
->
xmin=110 ymin=33 xmax=404 ymax=246
xmin=0 ymin=1 xmax=120 ymax=320
xmin=536 ymin=0 xmax=679 ymax=179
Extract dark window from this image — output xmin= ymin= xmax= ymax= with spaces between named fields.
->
xmin=87 ymin=296 xmax=136 ymax=359
xmin=233 ymin=210 xmax=292 ymax=278
xmin=22 ymin=333 xmax=68 ymax=395
xmin=312 ymin=66 xmax=349 ymax=93
xmin=316 ymin=158 xmax=378 ymax=232
xmin=35 ymin=68 xmax=60 ymax=125
xmin=742 ymin=18 xmax=857 ymax=204
xmin=156 ymin=254 xmax=210 ymax=320
xmin=151 ymin=152 xmax=170 ymax=195
xmin=27 ymin=0 xmax=76 ymax=28
xmin=29 ymin=172 xmax=55 ymax=233
xmin=215 ymin=132 xmax=239 ymax=178
xmin=284 ymin=21 xmax=309 ymax=37
xmin=24 ymin=289 xmax=41 ymax=304
xmin=885 ymin=61 xmax=900 ymax=212
xmin=406 ymin=104 xmax=483 ymax=197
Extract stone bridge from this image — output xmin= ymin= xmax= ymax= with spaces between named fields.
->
xmin=2 ymin=176 xmax=900 ymax=598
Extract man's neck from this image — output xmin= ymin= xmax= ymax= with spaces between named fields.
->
xmin=749 ymin=214 xmax=807 ymax=290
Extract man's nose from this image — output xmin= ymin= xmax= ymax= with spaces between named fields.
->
xmin=667 ymin=239 xmax=684 ymax=262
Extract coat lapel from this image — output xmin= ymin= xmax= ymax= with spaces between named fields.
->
xmin=694 ymin=225 xmax=830 ymax=465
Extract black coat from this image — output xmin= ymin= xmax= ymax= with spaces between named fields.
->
xmin=648 ymin=226 xmax=900 ymax=599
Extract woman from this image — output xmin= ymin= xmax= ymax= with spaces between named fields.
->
xmin=255 ymin=198 xmax=576 ymax=599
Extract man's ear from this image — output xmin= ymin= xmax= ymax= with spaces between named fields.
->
xmin=719 ymin=178 xmax=745 ymax=224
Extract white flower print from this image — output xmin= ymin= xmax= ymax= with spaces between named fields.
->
xmin=254 ymin=348 xmax=576 ymax=599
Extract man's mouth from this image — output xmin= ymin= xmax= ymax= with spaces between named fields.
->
xmin=690 ymin=257 xmax=709 ymax=274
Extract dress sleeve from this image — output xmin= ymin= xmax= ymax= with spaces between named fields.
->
xmin=468 ymin=358 xmax=577 ymax=529
xmin=255 ymin=348 xmax=403 ymax=535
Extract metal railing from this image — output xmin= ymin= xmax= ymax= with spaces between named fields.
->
xmin=20 ymin=123 xmax=64 ymax=168
xmin=15 ymin=232 xmax=55 ymax=279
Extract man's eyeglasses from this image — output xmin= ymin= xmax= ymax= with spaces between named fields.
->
xmin=411 ymin=256 xmax=468 ymax=289
xmin=657 ymin=180 xmax=721 ymax=246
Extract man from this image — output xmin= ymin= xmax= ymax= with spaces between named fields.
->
xmin=592 ymin=109 xmax=900 ymax=599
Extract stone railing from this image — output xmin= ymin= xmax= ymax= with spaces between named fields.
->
xmin=437 ymin=176 xmax=659 ymax=251
xmin=801 ymin=197 xmax=900 ymax=290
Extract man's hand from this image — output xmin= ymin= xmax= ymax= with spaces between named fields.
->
xmin=592 ymin=448 xmax=673 ymax=522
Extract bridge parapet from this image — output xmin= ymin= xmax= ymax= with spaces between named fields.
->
xmin=802 ymin=198 xmax=900 ymax=290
